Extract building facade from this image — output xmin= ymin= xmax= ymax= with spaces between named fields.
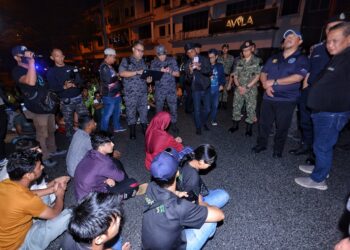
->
xmin=75 ymin=0 xmax=349 ymax=60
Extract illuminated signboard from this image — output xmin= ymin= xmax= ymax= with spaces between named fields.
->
xmin=209 ymin=8 xmax=278 ymax=34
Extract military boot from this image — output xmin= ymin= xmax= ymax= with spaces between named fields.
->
xmin=228 ymin=121 xmax=239 ymax=133
xmin=141 ymin=123 xmax=148 ymax=135
xmin=129 ymin=125 xmax=136 ymax=140
xmin=245 ymin=123 xmax=253 ymax=137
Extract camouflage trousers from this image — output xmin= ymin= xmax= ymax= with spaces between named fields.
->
xmin=155 ymin=88 xmax=177 ymax=123
xmin=61 ymin=95 xmax=89 ymax=137
xmin=232 ymin=87 xmax=257 ymax=124
xmin=124 ymin=91 xmax=148 ymax=125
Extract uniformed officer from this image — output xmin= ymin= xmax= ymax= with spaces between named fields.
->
xmin=252 ymin=29 xmax=309 ymax=158
xmin=289 ymin=13 xmax=347 ymax=163
xmin=150 ymin=45 xmax=180 ymax=134
xmin=119 ymin=40 xmax=152 ymax=140
xmin=228 ymin=40 xmax=261 ymax=136
xmin=218 ymin=44 xmax=234 ymax=109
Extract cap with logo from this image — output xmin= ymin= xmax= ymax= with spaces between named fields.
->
xmin=240 ymin=40 xmax=255 ymax=50
xmin=155 ymin=45 xmax=167 ymax=55
xmin=326 ymin=12 xmax=348 ymax=24
xmin=11 ymin=45 xmax=28 ymax=56
xmin=283 ymin=29 xmax=302 ymax=40
xmin=150 ymin=149 xmax=180 ymax=181
xmin=104 ymin=48 xmax=116 ymax=56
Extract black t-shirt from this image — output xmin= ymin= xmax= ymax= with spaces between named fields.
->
xmin=307 ymin=47 xmax=350 ymax=112
xmin=142 ymin=182 xmax=208 ymax=250
xmin=60 ymin=232 xmax=90 ymax=250
xmin=47 ymin=65 xmax=83 ymax=98
xmin=177 ymin=162 xmax=209 ymax=198
xmin=12 ymin=65 xmax=51 ymax=114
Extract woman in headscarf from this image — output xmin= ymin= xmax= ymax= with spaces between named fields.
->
xmin=145 ymin=111 xmax=183 ymax=170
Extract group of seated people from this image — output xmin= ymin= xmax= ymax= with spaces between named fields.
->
xmin=0 ymin=110 xmax=232 ymax=250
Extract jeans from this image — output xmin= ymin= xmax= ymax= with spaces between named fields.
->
xmin=101 ymin=96 xmax=122 ymax=131
xmin=185 ymin=189 xmax=229 ymax=250
xmin=210 ymin=90 xmax=219 ymax=122
xmin=192 ymin=89 xmax=211 ymax=128
xmin=310 ymin=111 xmax=350 ymax=182
xmin=20 ymin=209 xmax=71 ymax=250
xmin=203 ymin=189 xmax=230 ymax=208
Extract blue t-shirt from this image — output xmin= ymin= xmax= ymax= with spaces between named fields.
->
xmin=210 ymin=63 xmax=225 ymax=93
xmin=307 ymin=42 xmax=330 ymax=86
xmin=262 ymin=50 xmax=309 ymax=102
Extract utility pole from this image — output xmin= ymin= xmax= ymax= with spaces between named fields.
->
xmin=100 ymin=0 xmax=108 ymax=48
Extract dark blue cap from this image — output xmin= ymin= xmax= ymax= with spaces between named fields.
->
xmin=11 ymin=45 xmax=28 ymax=56
xmin=150 ymin=149 xmax=180 ymax=181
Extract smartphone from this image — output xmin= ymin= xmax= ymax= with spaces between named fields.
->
xmin=193 ymin=56 xmax=199 ymax=63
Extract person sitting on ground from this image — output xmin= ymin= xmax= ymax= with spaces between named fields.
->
xmin=74 ymin=132 xmax=140 ymax=202
xmin=0 ymin=149 xmax=71 ymax=250
xmin=142 ymin=150 xmax=225 ymax=250
xmin=145 ymin=111 xmax=184 ymax=170
xmin=60 ymin=192 xmax=131 ymax=250
xmin=93 ymin=91 xmax=103 ymax=131
xmin=177 ymin=144 xmax=230 ymax=208
xmin=12 ymin=104 xmax=36 ymax=141
xmin=66 ymin=115 xmax=122 ymax=177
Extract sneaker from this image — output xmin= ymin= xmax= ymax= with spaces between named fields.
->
xmin=211 ymin=121 xmax=218 ymax=126
xmin=294 ymin=177 xmax=328 ymax=190
xmin=49 ymin=150 xmax=67 ymax=157
xmin=114 ymin=127 xmax=127 ymax=133
xmin=43 ymin=159 xmax=58 ymax=168
xmin=299 ymin=164 xmax=314 ymax=174
xmin=298 ymin=165 xmax=329 ymax=178
xmin=0 ymin=158 xmax=8 ymax=167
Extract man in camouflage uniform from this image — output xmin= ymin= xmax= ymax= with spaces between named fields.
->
xmin=218 ymin=44 xmax=234 ymax=110
xmin=229 ymin=40 xmax=261 ymax=136
xmin=150 ymin=45 xmax=180 ymax=134
xmin=119 ymin=41 xmax=152 ymax=140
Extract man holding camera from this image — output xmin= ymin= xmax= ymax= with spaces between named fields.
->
xmin=47 ymin=48 xmax=88 ymax=138
xmin=11 ymin=46 xmax=62 ymax=167
xmin=150 ymin=45 xmax=180 ymax=134
xmin=183 ymin=42 xmax=212 ymax=135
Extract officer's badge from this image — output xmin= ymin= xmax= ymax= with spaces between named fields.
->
xmin=288 ymin=58 xmax=296 ymax=64
xmin=272 ymin=59 xmax=278 ymax=63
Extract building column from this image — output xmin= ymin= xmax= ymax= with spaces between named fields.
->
xmin=151 ymin=21 xmax=154 ymax=42
xmin=170 ymin=17 xmax=174 ymax=40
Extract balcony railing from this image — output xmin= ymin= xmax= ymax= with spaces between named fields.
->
xmin=172 ymin=28 xmax=209 ymax=41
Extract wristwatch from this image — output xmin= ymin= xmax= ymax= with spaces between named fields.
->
xmin=273 ymin=79 xmax=278 ymax=86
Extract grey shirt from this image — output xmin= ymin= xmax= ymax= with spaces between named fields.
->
xmin=66 ymin=129 xmax=92 ymax=177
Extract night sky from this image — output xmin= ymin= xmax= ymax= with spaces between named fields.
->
xmin=0 ymin=0 xmax=99 ymax=63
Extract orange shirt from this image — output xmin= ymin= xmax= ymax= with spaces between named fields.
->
xmin=0 ymin=179 xmax=47 ymax=250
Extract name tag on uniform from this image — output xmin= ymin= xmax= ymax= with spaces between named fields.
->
xmin=313 ymin=54 xmax=320 ymax=58
xmin=327 ymin=67 xmax=335 ymax=71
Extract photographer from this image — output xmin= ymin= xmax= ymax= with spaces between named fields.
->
xmin=11 ymin=45 xmax=63 ymax=167
xmin=47 ymin=48 xmax=89 ymax=138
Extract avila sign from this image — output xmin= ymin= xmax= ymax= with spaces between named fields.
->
xmin=209 ymin=8 xmax=278 ymax=34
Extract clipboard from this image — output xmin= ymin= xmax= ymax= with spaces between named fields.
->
xmin=140 ymin=70 xmax=164 ymax=81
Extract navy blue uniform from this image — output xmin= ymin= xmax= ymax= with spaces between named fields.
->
xmin=257 ymin=50 xmax=309 ymax=154
xmin=299 ymin=42 xmax=330 ymax=148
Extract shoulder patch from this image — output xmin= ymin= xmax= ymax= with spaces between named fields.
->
xmin=288 ymin=58 xmax=296 ymax=64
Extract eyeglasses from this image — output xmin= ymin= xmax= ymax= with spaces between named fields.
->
xmin=135 ymin=48 xmax=144 ymax=53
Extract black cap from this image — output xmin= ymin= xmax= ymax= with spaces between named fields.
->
xmin=193 ymin=43 xmax=202 ymax=48
xmin=240 ymin=40 xmax=254 ymax=50
xmin=208 ymin=48 xmax=219 ymax=55
xmin=184 ymin=42 xmax=196 ymax=52
xmin=326 ymin=12 xmax=348 ymax=24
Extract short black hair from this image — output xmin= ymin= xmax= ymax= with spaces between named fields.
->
xmin=208 ymin=48 xmax=219 ymax=56
xmin=68 ymin=192 xmax=123 ymax=245
xmin=78 ymin=115 xmax=94 ymax=130
xmin=94 ymin=91 xmax=100 ymax=96
xmin=91 ymin=132 xmax=112 ymax=150
xmin=7 ymin=149 xmax=42 ymax=180
xmin=329 ymin=21 xmax=350 ymax=36
xmin=133 ymin=40 xmax=144 ymax=48
xmin=14 ymin=139 xmax=40 ymax=151
xmin=180 ymin=144 xmax=217 ymax=167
